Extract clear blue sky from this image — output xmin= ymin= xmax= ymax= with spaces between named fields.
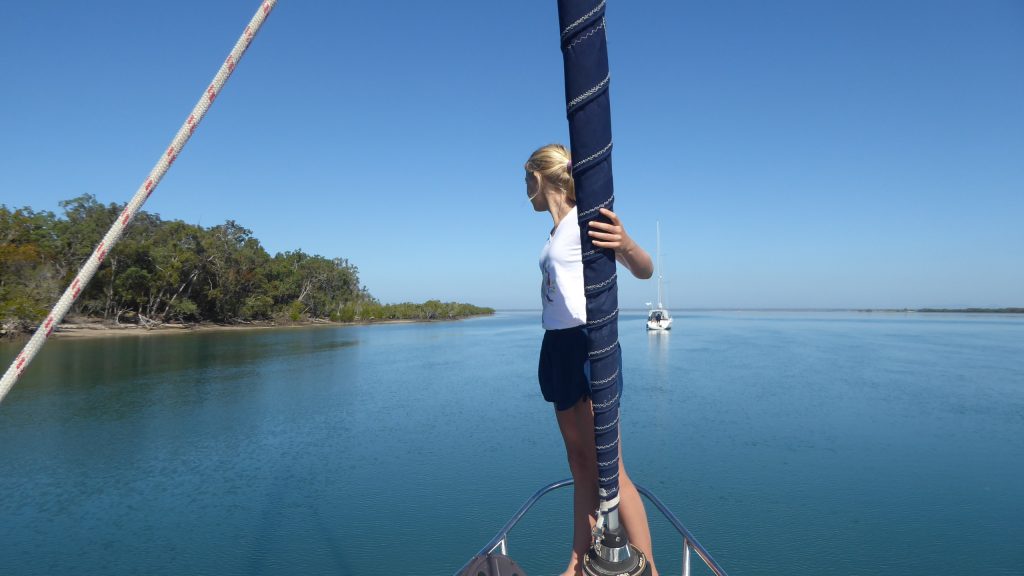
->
xmin=2 ymin=1 xmax=1021 ymax=309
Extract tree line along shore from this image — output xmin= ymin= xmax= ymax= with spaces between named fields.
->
xmin=1 ymin=195 xmax=493 ymax=336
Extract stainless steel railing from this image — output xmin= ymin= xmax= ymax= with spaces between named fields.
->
xmin=455 ymin=478 xmax=730 ymax=576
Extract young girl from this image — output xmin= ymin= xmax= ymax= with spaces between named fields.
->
xmin=525 ymin=144 xmax=659 ymax=576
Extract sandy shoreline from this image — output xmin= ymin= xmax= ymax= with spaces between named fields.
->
xmin=4 ymin=316 xmax=482 ymax=342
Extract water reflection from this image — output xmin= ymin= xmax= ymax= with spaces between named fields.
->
xmin=646 ymin=327 xmax=671 ymax=376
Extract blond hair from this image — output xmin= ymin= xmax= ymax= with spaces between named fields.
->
xmin=525 ymin=144 xmax=575 ymax=203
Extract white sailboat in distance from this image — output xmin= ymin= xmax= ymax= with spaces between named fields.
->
xmin=647 ymin=221 xmax=672 ymax=331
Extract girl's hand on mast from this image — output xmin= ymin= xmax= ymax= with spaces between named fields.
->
xmin=587 ymin=208 xmax=654 ymax=279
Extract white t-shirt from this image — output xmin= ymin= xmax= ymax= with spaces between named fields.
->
xmin=540 ymin=206 xmax=587 ymax=330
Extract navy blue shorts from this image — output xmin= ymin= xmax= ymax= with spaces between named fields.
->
xmin=538 ymin=325 xmax=590 ymax=411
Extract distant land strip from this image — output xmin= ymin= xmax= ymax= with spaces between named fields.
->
xmin=506 ymin=308 xmax=1024 ymax=315
xmin=854 ymin=308 xmax=1023 ymax=314
xmin=609 ymin=308 xmax=1024 ymax=314
xmin=912 ymin=308 xmax=1023 ymax=314
xmin=607 ymin=308 xmax=1024 ymax=313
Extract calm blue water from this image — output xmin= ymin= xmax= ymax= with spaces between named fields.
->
xmin=1 ymin=311 xmax=1022 ymax=575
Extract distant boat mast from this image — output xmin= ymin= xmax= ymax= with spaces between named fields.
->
xmin=656 ymin=220 xmax=664 ymax=309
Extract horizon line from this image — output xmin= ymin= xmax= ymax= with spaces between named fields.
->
xmin=492 ymin=307 xmax=1024 ymax=313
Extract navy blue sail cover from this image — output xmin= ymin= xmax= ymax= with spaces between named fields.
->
xmin=557 ymin=0 xmax=621 ymax=511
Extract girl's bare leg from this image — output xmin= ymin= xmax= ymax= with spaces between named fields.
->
xmin=618 ymin=447 xmax=658 ymax=576
xmin=555 ymin=398 xmax=599 ymax=576
xmin=555 ymin=399 xmax=658 ymax=576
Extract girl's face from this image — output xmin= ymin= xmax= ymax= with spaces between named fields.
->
xmin=525 ymin=170 xmax=545 ymax=212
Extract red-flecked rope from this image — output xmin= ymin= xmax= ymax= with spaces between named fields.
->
xmin=0 ymin=0 xmax=278 ymax=406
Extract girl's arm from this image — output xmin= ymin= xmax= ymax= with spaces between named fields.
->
xmin=587 ymin=208 xmax=654 ymax=279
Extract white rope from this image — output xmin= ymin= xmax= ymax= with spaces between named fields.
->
xmin=561 ymin=0 xmax=606 ymax=41
xmin=585 ymin=271 xmax=617 ymax=293
xmin=593 ymin=413 xmax=619 ymax=432
xmin=590 ymin=367 xmax=619 ymax=387
xmin=586 ymin=308 xmax=618 ymax=327
xmin=578 ymin=193 xmax=614 ymax=219
xmin=593 ymin=491 xmax=620 ymax=539
xmin=0 ymin=0 xmax=278 ymax=406
xmin=568 ymin=17 xmax=605 ymax=51
xmin=572 ymin=140 xmax=613 ymax=173
xmin=587 ymin=339 xmax=619 ymax=359
xmin=598 ymin=494 xmax=620 ymax=512
xmin=567 ymin=73 xmax=610 ymax=113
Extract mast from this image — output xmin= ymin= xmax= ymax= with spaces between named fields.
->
xmin=656 ymin=220 xmax=663 ymax=309
xmin=557 ymin=1 xmax=651 ymax=574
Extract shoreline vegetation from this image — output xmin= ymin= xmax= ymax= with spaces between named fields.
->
xmin=1 ymin=196 xmax=492 ymax=339
xmin=24 ymin=312 xmax=495 ymax=341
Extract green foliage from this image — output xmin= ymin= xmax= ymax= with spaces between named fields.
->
xmin=0 ymin=205 xmax=61 ymax=332
xmin=1 ymin=197 xmax=492 ymax=334
xmin=240 ymin=295 xmax=274 ymax=320
xmin=286 ymin=300 xmax=306 ymax=322
xmin=334 ymin=302 xmax=358 ymax=322
xmin=167 ymin=298 xmax=199 ymax=322
xmin=349 ymin=299 xmax=495 ymax=323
